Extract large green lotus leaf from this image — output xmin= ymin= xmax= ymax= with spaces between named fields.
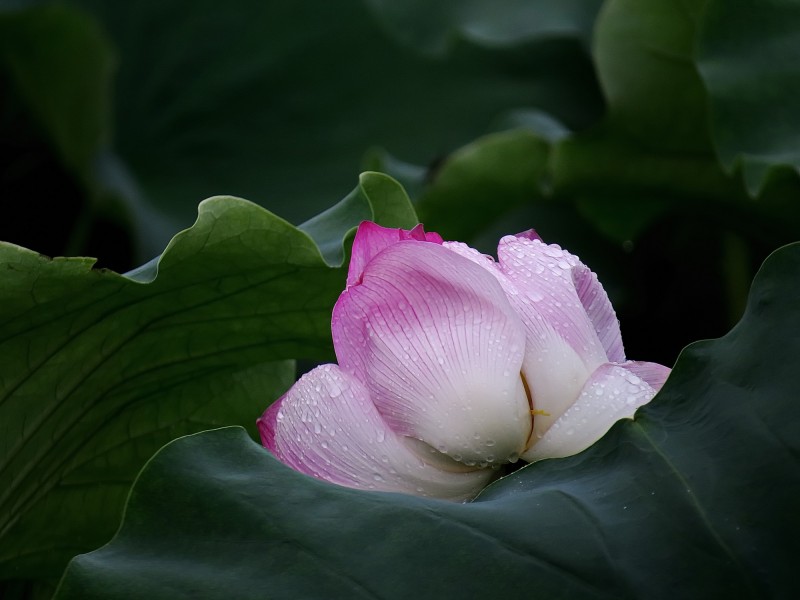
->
xmin=364 ymin=0 xmax=603 ymax=56
xmin=64 ymin=0 xmax=603 ymax=258
xmin=0 ymin=173 xmax=417 ymax=581
xmin=696 ymin=0 xmax=800 ymax=195
xmin=55 ymin=243 xmax=799 ymax=599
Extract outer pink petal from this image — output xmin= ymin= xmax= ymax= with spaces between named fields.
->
xmin=346 ymin=221 xmax=443 ymax=288
xmin=333 ymin=241 xmax=532 ymax=467
xmin=621 ymin=360 xmax=671 ymax=392
xmin=521 ymin=362 xmax=658 ymax=462
xmin=571 ymin=260 xmax=625 ymax=363
xmin=259 ymin=364 xmax=492 ymax=501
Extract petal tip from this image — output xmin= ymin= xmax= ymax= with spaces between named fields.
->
xmin=514 ymin=228 xmax=542 ymax=242
xmin=347 ymin=221 xmax=443 ymax=288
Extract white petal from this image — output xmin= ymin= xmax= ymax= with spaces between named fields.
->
xmin=521 ymin=363 xmax=657 ymax=462
xmin=521 ymin=329 xmax=595 ymax=440
xmin=259 ymin=364 xmax=492 ymax=501
xmin=444 ymin=239 xmax=599 ymax=438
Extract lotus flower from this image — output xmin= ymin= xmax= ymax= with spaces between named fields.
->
xmin=258 ymin=222 xmax=670 ymax=501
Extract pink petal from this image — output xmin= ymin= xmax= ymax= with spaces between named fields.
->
xmin=443 ymin=238 xmax=667 ymax=450
xmin=622 ymin=360 xmax=671 ymax=391
xmin=521 ymin=362 xmax=658 ymax=462
xmin=333 ymin=241 xmax=532 ymax=467
xmin=514 ymin=229 xmax=542 ymax=242
xmin=346 ymin=221 xmax=443 ymax=288
xmin=571 ymin=260 xmax=625 ymax=363
xmin=404 ymin=223 xmax=443 ymax=243
xmin=259 ymin=364 xmax=492 ymax=501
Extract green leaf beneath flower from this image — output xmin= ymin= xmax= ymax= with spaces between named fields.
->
xmin=55 ymin=243 xmax=800 ymax=599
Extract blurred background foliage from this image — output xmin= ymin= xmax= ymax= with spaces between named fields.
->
xmin=4 ymin=0 xmax=798 ymax=367
xmin=1 ymin=0 xmax=799 ymax=596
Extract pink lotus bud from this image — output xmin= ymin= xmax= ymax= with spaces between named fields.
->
xmin=258 ymin=222 xmax=670 ymax=501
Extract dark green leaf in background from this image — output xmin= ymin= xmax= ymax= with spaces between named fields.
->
xmin=364 ymin=0 xmax=603 ymax=56
xmin=415 ymin=129 xmax=551 ymax=243
xmin=593 ymin=0 xmax=713 ymax=154
xmin=63 ymin=0 xmax=603 ymax=261
xmin=0 ymin=2 xmax=113 ymax=182
xmin=0 ymin=173 xmax=417 ymax=582
xmin=697 ymin=0 xmax=800 ymax=195
xmin=55 ymin=243 xmax=800 ymax=599
xmin=0 ymin=3 xmax=136 ymax=269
